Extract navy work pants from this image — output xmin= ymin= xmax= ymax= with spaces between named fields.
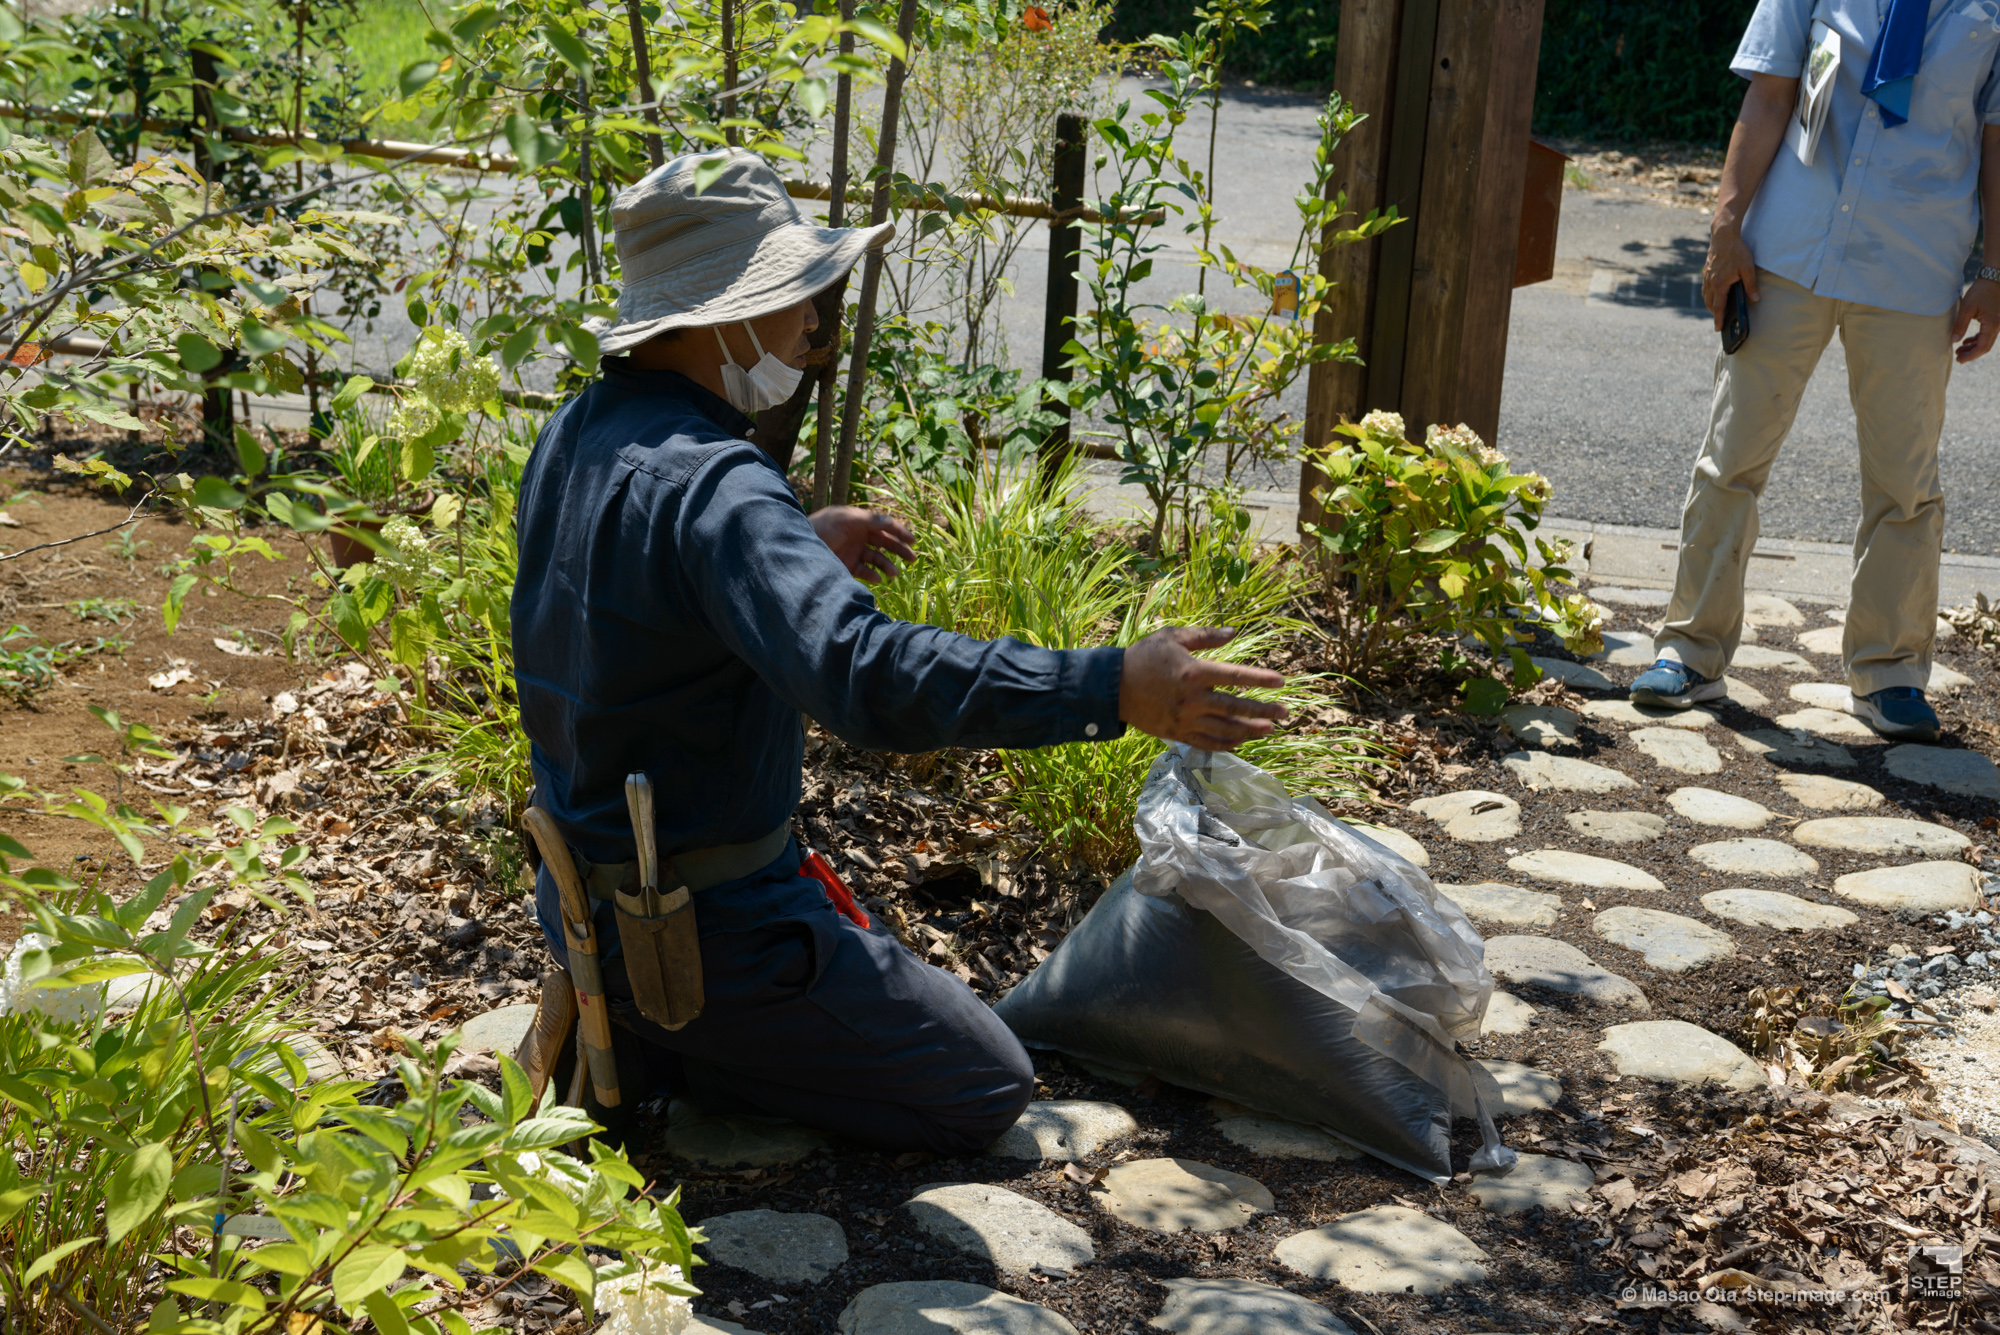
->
xmin=533 ymin=840 xmax=1033 ymax=1156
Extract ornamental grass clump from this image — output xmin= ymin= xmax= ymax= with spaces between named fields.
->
xmin=1305 ymin=412 xmax=1603 ymax=699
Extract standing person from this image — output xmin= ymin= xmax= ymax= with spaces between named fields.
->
xmin=1630 ymin=0 xmax=2000 ymax=741
xmin=512 ymin=149 xmax=1289 ymax=1155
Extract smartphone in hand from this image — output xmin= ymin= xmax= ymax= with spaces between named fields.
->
xmin=1721 ymin=281 xmax=1750 ymax=354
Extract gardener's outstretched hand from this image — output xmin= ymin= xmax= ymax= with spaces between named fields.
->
xmin=812 ymin=506 xmax=917 ymax=585
xmin=1119 ymin=627 xmax=1286 ymax=752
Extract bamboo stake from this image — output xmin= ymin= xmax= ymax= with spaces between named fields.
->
xmin=624 ymin=0 xmax=665 ymax=168
xmin=811 ymin=0 xmax=854 ymax=512
xmin=830 ymin=0 xmax=919 ymax=507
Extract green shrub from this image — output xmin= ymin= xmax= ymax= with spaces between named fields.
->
xmin=0 ymin=788 xmax=700 ymax=1335
xmin=1303 ymin=412 xmax=1602 ymax=702
xmin=873 ymin=460 xmax=1388 ymax=869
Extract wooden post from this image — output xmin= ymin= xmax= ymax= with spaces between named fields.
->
xmin=830 ymin=0 xmax=921 ymax=507
xmin=1036 ymin=112 xmax=1086 ymax=485
xmin=1297 ymin=0 xmax=1546 ymax=533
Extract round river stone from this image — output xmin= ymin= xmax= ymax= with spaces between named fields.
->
xmin=903 ymin=1183 xmax=1094 ymax=1275
xmin=1591 ymin=906 xmax=1737 ymax=973
xmin=1667 ymin=787 xmax=1773 ymax=830
xmin=1273 ymin=1206 xmax=1489 ymax=1293
xmin=700 ymin=1209 xmax=849 ymax=1285
xmin=1597 ymin=1020 xmax=1764 ymax=1090
xmin=1099 ymin=1159 xmax=1273 ymax=1234
xmin=1832 ymin=862 xmax=1984 ymax=913
xmin=1501 ymin=752 xmax=1637 ymax=794
xmin=1483 ymin=936 xmax=1649 ymax=1009
xmin=1688 ymin=838 xmax=1819 ymax=880
xmin=1699 ymin=888 xmax=1858 ymax=932
xmin=836 ymin=1281 xmax=1078 ymax=1334
xmin=987 ymin=1101 xmax=1138 ymax=1162
xmin=1630 ymin=727 xmax=1724 ymax=775
xmin=1508 ymin=849 xmax=1664 ymax=892
xmin=1408 ymin=790 xmax=1522 ymax=843
xmin=1792 ymin=817 xmax=1971 ymax=858
xmin=1565 ymin=810 xmax=1669 ymax=845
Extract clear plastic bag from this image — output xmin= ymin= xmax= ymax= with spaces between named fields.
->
xmin=1131 ymin=745 xmax=1515 ymax=1172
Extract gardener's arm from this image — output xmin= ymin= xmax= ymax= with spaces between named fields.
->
xmin=679 ymin=447 xmax=1283 ymax=753
xmin=1705 ymin=71 xmax=1797 ymax=328
xmin=1953 ymin=125 xmax=2000 ymax=363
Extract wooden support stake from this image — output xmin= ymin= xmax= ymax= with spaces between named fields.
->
xmin=830 ymin=0 xmax=920 ymax=507
xmin=1036 ymin=112 xmax=1086 ymax=487
xmin=811 ymin=3 xmax=854 ymax=511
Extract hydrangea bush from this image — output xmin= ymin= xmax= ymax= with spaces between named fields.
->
xmin=1305 ymin=411 xmax=1603 ymax=702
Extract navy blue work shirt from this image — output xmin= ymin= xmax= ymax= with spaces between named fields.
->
xmin=511 ymin=362 xmax=1127 ymax=865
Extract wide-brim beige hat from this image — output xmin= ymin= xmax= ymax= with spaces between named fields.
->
xmin=585 ymin=148 xmax=893 ymax=356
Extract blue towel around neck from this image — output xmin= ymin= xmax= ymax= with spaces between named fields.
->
xmin=1862 ymin=0 xmax=1931 ymax=125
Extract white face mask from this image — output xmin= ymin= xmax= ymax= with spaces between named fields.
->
xmin=713 ymin=323 xmax=803 ymax=414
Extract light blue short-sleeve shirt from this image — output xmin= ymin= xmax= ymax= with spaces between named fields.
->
xmin=1733 ymin=0 xmax=2000 ymax=315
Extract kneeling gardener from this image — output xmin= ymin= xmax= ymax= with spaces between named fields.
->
xmin=512 ymin=149 xmax=1285 ymax=1155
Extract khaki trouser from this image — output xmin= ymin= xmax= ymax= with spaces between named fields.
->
xmin=1657 ymin=269 xmax=1951 ymax=696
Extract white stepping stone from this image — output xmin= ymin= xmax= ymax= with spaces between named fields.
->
xmin=701 ymin=1210 xmax=849 ymax=1284
xmin=1477 ymin=1059 xmax=1561 ymax=1112
xmin=1502 ymin=705 xmax=1580 ymax=749
xmin=1508 ymin=849 xmax=1664 ymax=892
xmin=1700 ymin=889 xmax=1858 ymax=932
xmin=1724 ymin=677 xmax=1771 ymax=709
xmin=836 ymin=1281 xmax=1078 ymax=1334
xmin=1099 ymin=1159 xmax=1273 ymax=1234
xmin=1530 ymin=656 xmax=1617 ymax=692
xmin=1484 ymin=936 xmax=1649 ymax=1009
xmin=1585 ymin=586 xmax=1670 ymax=608
xmin=1731 ymin=645 xmax=1815 ymax=673
xmin=1738 ymin=620 xmax=1763 ymax=644
xmin=1630 ymin=727 xmax=1724 ymax=775
xmin=1350 ymin=822 xmax=1430 ymax=867
xmin=1501 ymin=752 xmax=1637 ymax=794
xmin=1565 ymin=810 xmax=1667 ymax=845
xmin=1442 ymin=882 xmax=1563 ymax=929
xmin=1832 ymin=863 xmax=1984 ymax=913
xmin=1789 ymin=682 xmax=1852 ymax=711
xmin=1883 ymin=745 xmax=2000 ymax=800
xmin=1580 ymin=700 xmax=1715 ymax=729
xmin=1667 ymin=787 xmax=1773 ymax=830
xmin=904 ymin=1183 xmax=1094 ymax=1275
xmin=1689 ymin=838 xmax=1818 ymax=880
xmin=1481 ymin=992 xmax=1537 ymax=1036
xmin=1796 ymin=626 xmax=1844 ymax=656
xmin=1931 ymin=663 xmax=1972 ymax=696
xmin=1743 ymin=593 xmax=1804 ymax=627
xmin=1792 ymin=817 xmax=1971 ymax=858
xmin=1273 ymin=1206 xmax=1489 ymax=1293
xmin=1774 ymin=707 xmax=1877 ymax=742
xmin=1152 ymin=1278 xmax=1356 ymax=1335
xmin=1408 ymin=791 xmax=1521 ymax=843
xmin=1777 ymin=772 xmax=1882 ymax=810
xmin=1592 ymin=906 xmax=1736 ymax=973
xmin=460 ymin=1003 xmax=538 ymax=1057
xmin=1599 ymin=1021 xmax=1765 ymax=1090
xmin=663 ymin=1102 xmax=830 ymax=1169
xmin=1467 ymin=1153 xmax=1596 ymax=1215
xmin=1736 ymin=729 xmax=1856 ymax=768
xmin=1588 ymin=630 xmax=1656 ymax=667
xmin=1214 ymin=1112 xmax=1358 ymax=1163
xmin=988 ymin=1100 xmax=1139 ymax=1161
xmin=1776 ymin=707 xmax=1880 ymax=739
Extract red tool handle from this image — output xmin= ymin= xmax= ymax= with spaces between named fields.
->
xmin=801 ymin=849 xmax=870 ymax=928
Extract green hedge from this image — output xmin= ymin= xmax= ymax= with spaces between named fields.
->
xmin=1110 ymin=0 xmax=1759 ymax=147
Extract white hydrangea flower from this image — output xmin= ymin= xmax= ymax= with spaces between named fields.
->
xmin=1357 ymin=409 xmax=1405 ymax=440
xmin=1423 ymin=422 xmax=1490 ymax=461
xmin=374 ymin=515 xmax=452 ymax=592
xmin=596 ymin=1266 xmax=693 ymax=1335
xmin=410 ymin=327 xmax=501 ymax=414
xmin=386 ymin=393 xmax=440 ymax=441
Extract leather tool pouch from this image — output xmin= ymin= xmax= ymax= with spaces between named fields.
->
xmin=615 ymin=866 xmax=704 ymax=1030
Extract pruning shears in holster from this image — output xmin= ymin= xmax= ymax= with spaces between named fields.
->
xmin=617 ymin=773 xmax=706 ymax=1031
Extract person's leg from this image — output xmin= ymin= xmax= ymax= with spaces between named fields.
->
xmin=1656 ymin=271 xmax=1837 ymax=678
xmin=1835 ymin=299 xmax=1952 ymax=696
xmin=536 ymin=863 xmax=1033 ymax=1156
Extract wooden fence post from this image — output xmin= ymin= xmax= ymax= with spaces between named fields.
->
xmin=1297 ymin=0 xmax=1546 ymax=535
xmin=1036 ymin=111 xmax=1086 ymax=486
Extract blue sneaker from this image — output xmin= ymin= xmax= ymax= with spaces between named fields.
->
xmin=1629 ymin=658 xmax=1726 ymax=709
xmin=1852 ymin=686 xmax=1940 ymax=742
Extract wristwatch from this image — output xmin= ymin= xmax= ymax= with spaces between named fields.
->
xmin=1981 ymin=265 xmax=2000 ymax=283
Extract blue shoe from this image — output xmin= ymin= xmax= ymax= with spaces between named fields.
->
xmin=1852 ymin=686 xmax=1940 ymax=742
xmin=1629 ymin=658 xmax=1726 ymax=709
